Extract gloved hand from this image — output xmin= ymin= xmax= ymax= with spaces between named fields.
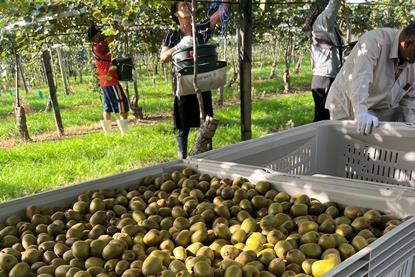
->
xmin=356 ymin=112 xmax=379 ymax=135
xmin=175 ymin=36 xmax=194 ymax=50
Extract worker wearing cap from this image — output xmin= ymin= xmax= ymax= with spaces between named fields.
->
xmin=88 ymin=24 xmax=129 ymax=135
xmin=326 ymin=22 xmax=415 ymax=135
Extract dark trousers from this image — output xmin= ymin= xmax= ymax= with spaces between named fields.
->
xmin=311 ymin=76 xmax=334 ymax=122
xmin=176 ymin=128 xmax=212 ymax=159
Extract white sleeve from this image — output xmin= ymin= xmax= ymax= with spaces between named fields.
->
xmin=312 ymin=0 xmax=341 ymax=37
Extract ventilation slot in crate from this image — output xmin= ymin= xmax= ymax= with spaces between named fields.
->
xmin=266 ymin=141 xmax=314 ymax=175
xmin=343 ymin=144 xmax=414 ymax=187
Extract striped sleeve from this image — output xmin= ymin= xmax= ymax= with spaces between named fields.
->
xmin=162 ymin=30 xmax=178 ymax=48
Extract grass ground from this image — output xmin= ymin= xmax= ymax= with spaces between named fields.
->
xmin=0 ymin=58 xmax=314 ymax=202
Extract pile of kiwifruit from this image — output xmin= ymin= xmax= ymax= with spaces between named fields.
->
xmin=0 ymin=168 xmax=403 ymax=277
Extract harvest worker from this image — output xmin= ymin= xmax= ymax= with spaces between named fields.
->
xmin=160 ymin=0 xmax=230 ymax=159
xmin=326 ymin=22 xmax=415 ymax=135
xmin=306 ymin=0 xmax=343 ymax=122
xmin=88 ymin=24 xmax=129 ymax=135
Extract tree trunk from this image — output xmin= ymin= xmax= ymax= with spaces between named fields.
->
xmin=45 ymin=97 xmax=52 ymax=112
xmin=13 ymin=51 xmax=31 ymax=141
xmin=227 ymin=45 xmax=238 ymax=87
xmin=49 ymin=49 xmax=58 ymax=90
xmin=295 ymin=54 xmax=303 ymax=74
xmin=345 ymin=6 xmax=352 ymax=43
xmin=40 ymin=60 xmax=48 ymax=83
xmin=283 ymin=69 xmax=291 ymax=93
xmin=144 ymin=49 xmax=150 ymax=77
xmin=269 ymin=39 xmax=279 ymax=79
xmin=284 ymin=22 xmax=293 ymax=93
xmin=42 ymin=49 xmax=64 ymax=136
xmin=189 ymin=0 xmax=219 ymax=156
xmin=18 ymin=56 xmax=30 ymax=95
xmin=130 ymin=79 xmax=144 ymax=120
xmin=259 ymin=46 xmax=265 ymax=70
xmin=79 ymin=66 xmax=83 ymax=84
xmin=56 ymin=47 xmax=70 ymax=95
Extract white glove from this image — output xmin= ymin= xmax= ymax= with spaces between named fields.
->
xmin=356 ymin=112 xmax=379 ymax=135
xmin=175 ymin=36 xmax=193 ymax=50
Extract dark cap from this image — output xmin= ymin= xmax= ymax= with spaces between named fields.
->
xmin=87 ymin=24 xmax=101 ymax=41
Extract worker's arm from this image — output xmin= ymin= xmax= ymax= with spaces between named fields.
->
xmin=312 ymin=0 xmax=342 ymax=40
xmin=160 ymin=46 xmax=177 ymax=63
xmin=209 ymin=1 xmax=230 ymax=30
xmin=349 ymin=32 xmax=381 ymax=115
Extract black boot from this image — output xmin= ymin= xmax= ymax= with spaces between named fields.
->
xmin=176 ymin=129 xmax=189 ymax=159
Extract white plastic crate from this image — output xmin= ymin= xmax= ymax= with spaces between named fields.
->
xmin=0 ymin=160 xmax=414 ymax=276
xmin=194 ymin=121 xmax=415 ymax=188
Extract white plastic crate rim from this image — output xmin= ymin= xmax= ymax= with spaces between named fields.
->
xmin=0 ymin=159 xmax=414 ymax=277
xmin=193 ymin=121 xmax=415 ymax=188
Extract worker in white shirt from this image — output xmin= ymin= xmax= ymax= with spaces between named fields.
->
xmin=326 ymin=22 xmax=415 ymax=135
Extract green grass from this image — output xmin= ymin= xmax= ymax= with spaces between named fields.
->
xmin=0 ymin=57 xmax=314 ymax=202
xmin=0 ymin=92 xmax=313 ymax=202
xmin=0 ymin=60 xmax=312 ymax=139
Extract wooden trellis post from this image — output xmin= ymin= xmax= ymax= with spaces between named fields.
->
xmin=239 ymin=0 xmax=252 ymax=141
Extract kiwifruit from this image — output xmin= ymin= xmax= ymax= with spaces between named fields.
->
xmin=8 ymin=262 xmax=31 ymax=277
xmin=298 ymin=220 xmax=318 ymax=235
xmin=335 ymin=216 xmax=352 ymax=226
xmin=73 ymin=271 xmax=92 ymax=277
xmin=102 ymin=240 xmax=124 ymax=260
xmin=1 ymin=248 xmax=21 ymax=260
xmin=285 ymin=263 xmax=301 ymax=274
xmin=351 ymin=217 xmax=370 ymax=232
xmin=235 ymin=250 xmax=257 ymax=266
xmin=267 ymin=229 xmax=286 ymax=244
xmin=143 ymin=229 xmax=161 ymax=246
xmin=258 ymin=251 xmax=276 ymax=266
xmin=351 ymin=235 xmax=368 ymax=252
xmin=0 ymin=253 xmax=18 ymax=272
xmin=243 ymin=264 xmax=260 ymax=277
xmin=301 ymin=259 xmax=316 ymax=275
xmin=336 ymin=224 xmax=354 ymax=239
xmin=299 ymin=243 xmax=322 ymax=259
xmin=104 ymin=259 xmax=119 ymax=272
xmin=318 ymin=234 xmax=337 ymax=250
xmin=240 ymin=217 xmax=257 ymax=234
xmin=325 ymin=206 xmax=339 ymax=218
xmin=285 ymin=249 xmax=306 ymax=265
xmin=224 ymin=264 xmax=243 ymax=277
xmin=115 ymin=260 xmax=130 ymax=276
xmin=87 ymin=266 xmax=106 ymax=276
xmin=344 ymin=206 xmax=364 ymax=220
xmin=357 ymin=229 xmax=375 ymax=239
xmin=274 ymin=240 xmax=294 ymax=259
xmin=66 ymin=267 xmax=82 ymax=277
xmin=37 ymin=265 xmax=56 ymax=275
xmin=42 ymin=251 xmax=58 ymax=264
xmin=269 ymin=258 xmax=286 ymax=275
xmin=290 ymin=204 xmax=308 ymax=217
xmin=220 ymin=245 xmax=240 ymax=260
xmin=338 ymin=243 xmax=356 ymax=260
xmin=193 ymin=260 xmax=214 ymax=277
xmin=21 ymin=248 xmax=41 ymax=264
xmin=71 ymin=241 xmax=90 ymax=260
